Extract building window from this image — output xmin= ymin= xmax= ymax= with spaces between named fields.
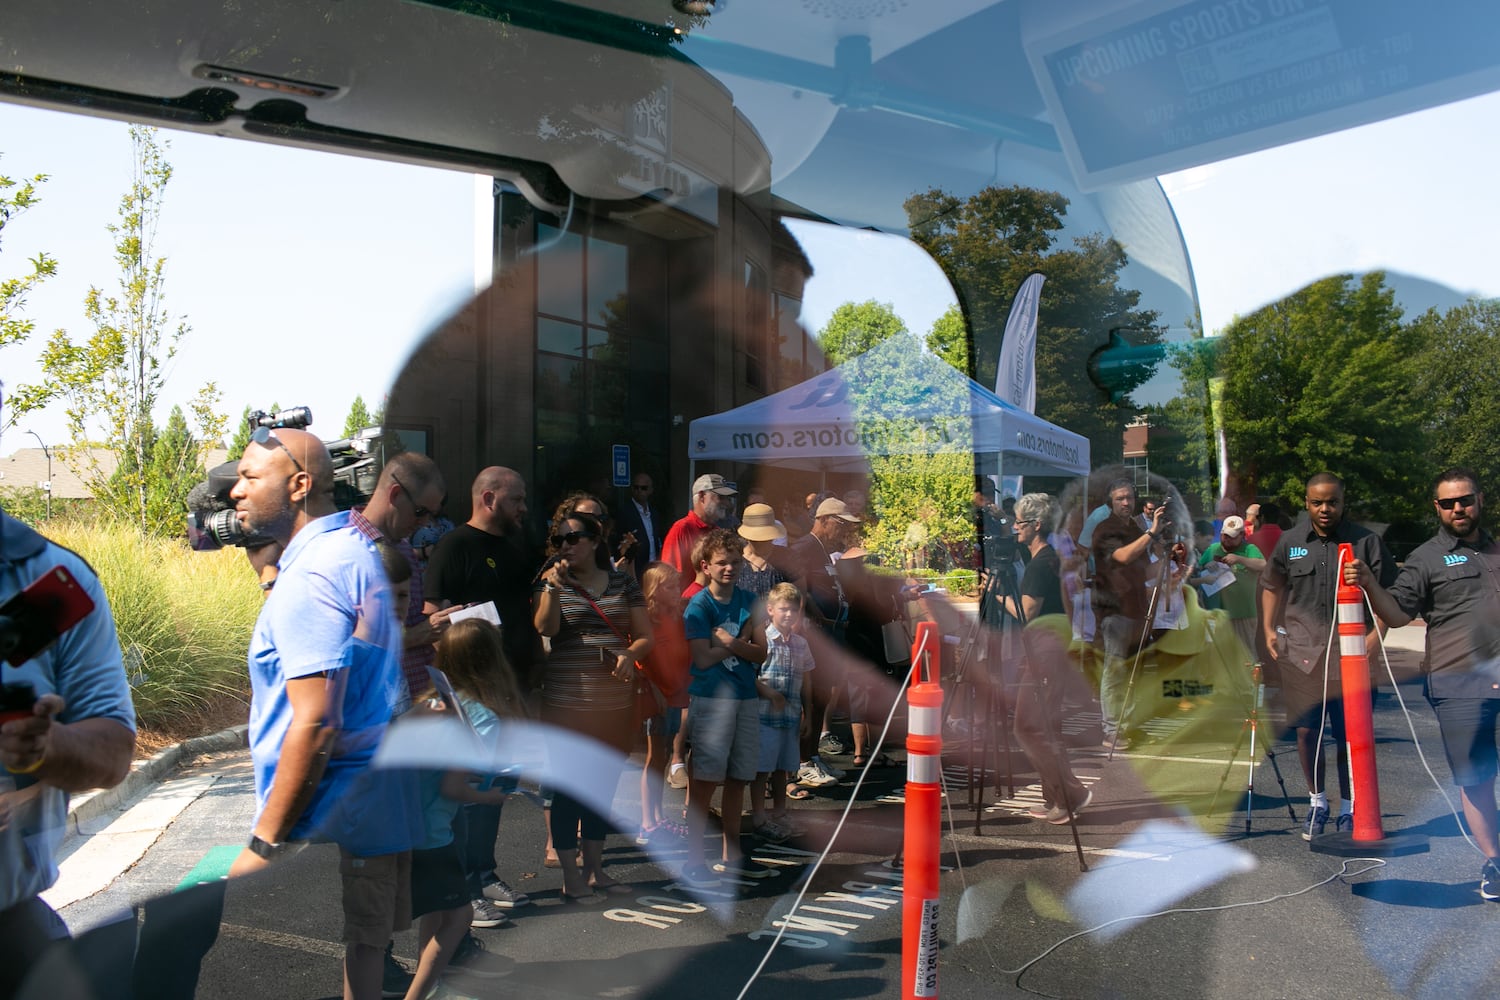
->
xmin=774 ymin=291 xmax=805 ymax=388
xmin=532 ymin=221 xmax=668 ymax=504
xmin=744 ymin=259 xmax=768 ymax=392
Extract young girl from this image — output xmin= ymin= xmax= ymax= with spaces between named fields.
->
xmin=404 ymin=619 xmax=522 ymax=997
xmin=638 ymin=561 xmax=692 ymax=842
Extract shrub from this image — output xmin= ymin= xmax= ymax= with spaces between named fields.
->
xmin=43 ymin=522 xmax=260 ymax=731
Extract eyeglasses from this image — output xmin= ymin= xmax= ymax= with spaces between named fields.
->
xmin=550 ymin=530 xmax=596 ymax=547
xmin=388 ymin=472 xmax=434 ymax=518
xmin=250 ymin=426 xmax=304 ymax=474
xmin=1437 ymin=494 xmax=1477 ymax=511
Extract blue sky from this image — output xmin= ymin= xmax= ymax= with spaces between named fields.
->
xmin=3 ymin=87 xmax=1498 ymax=451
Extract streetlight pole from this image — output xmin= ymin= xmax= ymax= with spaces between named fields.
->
xmin=25 ymin=430 xmax=51 ymax=520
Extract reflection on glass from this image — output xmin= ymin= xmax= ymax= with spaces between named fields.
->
xmin=587 ymin=237 xmax=629 ymax=327
xmin=537 ymin=226 xmax=584 ymax=321
xmin=538 ymin=317 xmax=585 ymax=357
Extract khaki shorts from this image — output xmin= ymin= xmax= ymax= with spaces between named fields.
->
xmin=338 ymin=848 xmax=412 ymax=948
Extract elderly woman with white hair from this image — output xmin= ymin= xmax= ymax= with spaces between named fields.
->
xmin=1001 ymin=492 xmax=1095 ymax=825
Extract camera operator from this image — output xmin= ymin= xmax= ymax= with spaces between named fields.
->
xmin=1091 ymin=478 xmax=1168 ymax=751
xmin=0 ymin=508 xmax=135 ymax=997
xmin=228 ymin=426 xmax=413 ymax=1000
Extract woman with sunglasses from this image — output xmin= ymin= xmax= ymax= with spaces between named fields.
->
xmin=533 ymin=511 xmax=654 ymax=901
xmin=556 ymin=491 xmax=639 ymax=577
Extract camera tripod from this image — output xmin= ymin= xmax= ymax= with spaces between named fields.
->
xmin=1207 ymin=664 xmax=1297 ymax=832
xmin=1015 ymin=625 xmax=1090 ymax=870
xmin=1104 ymin=551 xmax=1178 ymax=761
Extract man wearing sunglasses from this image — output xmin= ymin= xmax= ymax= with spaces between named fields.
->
xmin=348 ymin=452 xmax=452 ymax=700
xmin=1260 ymin=471 xmax=1394 ymax=841
xmin=228 ymin=426 xmax=415 ymax=1000
xmin=1344 ymin=468 xmax=1500 ymax=899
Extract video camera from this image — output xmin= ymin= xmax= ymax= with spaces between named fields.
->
xmin=186 ymin=406 xmax=391 ymax=550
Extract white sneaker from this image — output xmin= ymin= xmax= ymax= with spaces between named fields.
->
xmin=797 ymin=762 xmax=837 ymax=787
xmin=816 ymin=760 xmax=845 ymax=782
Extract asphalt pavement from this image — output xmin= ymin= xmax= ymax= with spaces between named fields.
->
xmin=38 ymin=624 xmax=1500 ymax=1000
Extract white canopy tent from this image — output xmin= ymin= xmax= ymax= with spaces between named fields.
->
xmin=688 ymin=337 xmax=1089 ymax=480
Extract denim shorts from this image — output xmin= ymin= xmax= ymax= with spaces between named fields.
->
xmin=686 ymin=694 xmax=759 ymax=783
xmin=644 ymin=705 xmax=683 ymax=737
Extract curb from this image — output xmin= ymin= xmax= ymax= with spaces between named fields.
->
xmin=66 ymin=723 xmax=249 ymax=835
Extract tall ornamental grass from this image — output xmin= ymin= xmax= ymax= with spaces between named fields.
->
xmin=46 ymin=522 xmax=261 ymax=731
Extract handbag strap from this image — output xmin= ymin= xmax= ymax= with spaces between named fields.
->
xmin=567 ymin=580 xmax=631 ymax=646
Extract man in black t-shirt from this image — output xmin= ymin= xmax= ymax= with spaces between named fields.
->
xmin=421 ymin=465 xmax=541 ymax=930
xmin=424 ymin=466 xmax=542 ymax=690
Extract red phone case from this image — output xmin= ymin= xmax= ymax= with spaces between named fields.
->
xmin=2 ymin=567 xmax=97 ymax=668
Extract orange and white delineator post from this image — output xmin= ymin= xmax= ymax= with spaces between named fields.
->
xmin=903 ymin=620 xmax=943 ymax=1000
xmin=1336 ymin=542 xmax=1386 ymax=842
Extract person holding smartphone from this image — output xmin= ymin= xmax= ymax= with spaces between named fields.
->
xmin=533 ymin=511 xmax=653 ymax=902
xmin=0 ymin=507 xmax=135 ymax=996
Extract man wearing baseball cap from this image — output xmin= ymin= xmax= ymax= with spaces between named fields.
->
xmin=661 ymin=474 xmax=736 ymax=580
xmin=792 ymin=496 xmax=863 ymax=782
xmin=1195 ymin=515 xmax=1265 ymax=658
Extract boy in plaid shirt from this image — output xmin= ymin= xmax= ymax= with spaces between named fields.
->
xmin=749 ymin=583 xmax=815 ymax=841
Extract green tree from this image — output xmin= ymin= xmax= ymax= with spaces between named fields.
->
xmin=1212 ymin=272 xmax=1424 ymax=524
xmin=342 ymin=394 xmax=376 ymax=437
xmin=1411 ymin=298 xmax=1500 ymax=493
xmin=227 ymin=405 xmax=254 ymax=460
xmin=10 ymin=126 xmax=225 ymax=534
xmin=1 ymin=158 xmax=58 ymax=363
xmin=926 ymin=303 xmax=966 ymax=370
xmin=904 ymin=184 xmax=1160 ymax=465
xmin=817 ymin=299 xmax=909 ymax=365
xmin=816 ymin=318 xmax=977 ymax=569
xmin=144 ymin=405 xmax=204 ymax=535
xmin=1145 ymin=339 xmax=1218 ymax=512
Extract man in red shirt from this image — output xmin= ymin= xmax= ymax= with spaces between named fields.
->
xmin=661 ymin=474 xmax=736 ymax=579
xmin=1245 ymin=502 xmax=1282 ymax=556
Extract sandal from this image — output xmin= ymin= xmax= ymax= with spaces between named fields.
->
xmin=785 ymin=783 xmax=811 ymax=800
xmin=560 ymin=890 xmax=604 ymax=905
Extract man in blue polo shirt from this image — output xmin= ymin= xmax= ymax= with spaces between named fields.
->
xmin=228 ymin=426 xmax=412 ymax=1000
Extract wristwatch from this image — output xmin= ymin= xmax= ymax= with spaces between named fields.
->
xmin=248 ymin=834 xmax=291 ymax=860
